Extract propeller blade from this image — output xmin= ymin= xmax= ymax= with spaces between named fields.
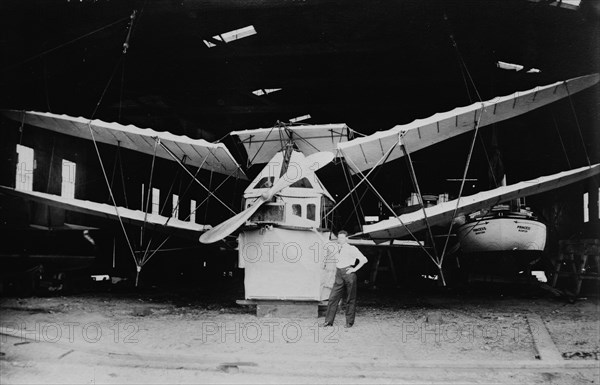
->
xmin=305 ymin=151 xmax=335 ymax=170
xmin=199 ymin=151 xmax=334 ymax=244
xmin=264 ymin=151 xmax=335 ymax=199
xmin=199 ymin=200 xmax=264 ymax=244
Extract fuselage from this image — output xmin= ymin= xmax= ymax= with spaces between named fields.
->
xmin=238 ymin=150 xmax=337 ymax=300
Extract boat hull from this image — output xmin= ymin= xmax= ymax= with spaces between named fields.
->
xmin=457 ymin=217 xmax=547 ymax=253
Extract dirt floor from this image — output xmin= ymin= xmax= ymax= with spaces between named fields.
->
xmin=1 ymin=286 xmax=599 ymax=384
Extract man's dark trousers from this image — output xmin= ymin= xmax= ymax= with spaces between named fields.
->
xmin=325 ymin=267 xmax=357 ymax=325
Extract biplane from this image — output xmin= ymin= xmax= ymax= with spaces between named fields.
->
xmin=1 ymin=73 xmax=598 ymax=299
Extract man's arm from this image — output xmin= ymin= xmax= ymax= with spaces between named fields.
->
xmin=347 ymin=247 xmax=368 ymax=274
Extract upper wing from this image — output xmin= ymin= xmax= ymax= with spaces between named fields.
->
xmin=360 ymin=164 xmax=600 ymax=242
xmin=338 ymin=74 xmax=599 ymax=174
xmin=231 ymin=124 xmax=351 ymax=165
xmin=1 ymin=110 xmax=247 ymax=180
xmin=0 ymin=186 xmax=210 ymax=239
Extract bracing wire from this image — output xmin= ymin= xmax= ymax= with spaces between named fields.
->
xmin=552 ymin=113 xmax=572 ymax=169
xmin=401 ymin=141 xmax=440 ymax=260
xmin=564 ymin=82 xmax=592 ymax=167
xmin=87 ymin=122 xmax=138 ymax=267
xmin=1 ymin=16 xmax=130 ymax=73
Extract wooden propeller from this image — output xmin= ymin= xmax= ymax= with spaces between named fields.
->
xmin=199 ymin=151 xmax=334 ymax=244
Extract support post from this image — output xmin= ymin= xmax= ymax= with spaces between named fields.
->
xmin=135 ymin=265 xmax=141 ymax=287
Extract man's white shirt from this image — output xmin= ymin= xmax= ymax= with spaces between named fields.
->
xmin=335 ymin=243 xmax=368 ymax=269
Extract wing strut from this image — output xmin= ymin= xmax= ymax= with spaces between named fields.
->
xmin=247 ymin=125 xmax=276 ymax=167
xmin=140 ymin=138 xmax=159 ymax=253
xmin=86 ymin=122 xmax=139 ymax=274
xmin=565 ymin=81 xmax=592 ymax=167
xmin=437 ymin=106 xmax=485 ymax=276
xmin=400 ymin=137 xmax=440 ymax=264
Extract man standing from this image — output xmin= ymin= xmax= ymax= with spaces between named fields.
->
xmin=322 ymin=230 xmax=368 ymax=328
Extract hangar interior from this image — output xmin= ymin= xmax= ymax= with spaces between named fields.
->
xmin=0 ymin=0 xmax=598 ymax=295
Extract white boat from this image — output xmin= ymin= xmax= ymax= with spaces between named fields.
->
xmin=457 ymin=204 xmax=547 ymax=253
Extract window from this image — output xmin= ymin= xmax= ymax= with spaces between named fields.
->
xmin=307 ymin=204 xmax=316 ymax=221
xmin=292 ymin=204 xmax=302 ymax=217
xmin=61 ymin=159 xmax=76 ymax=198
xmin=290 ymin=177 xmax=312 ymax=188
xmin=254 ymin=176 xmax=275 ymax=189
xmin=526 ymin=0 xmax=581 ymax=11
xmin=203 ymin=25 xmax=257 ymax=48
xmin=289 ymin=114 xmax=311 ymax=123
xmin=583 ymin=192 xmax=589 ymax=223
xmin=251 ymin=204 xmax=284 ymax=222
xmin=172 ymin=194 xmax=179 ymax=219
xmin=152 ymin=188 xmax=160 ymax=215
xmin=252 ymin=88 xmax=282 ymax=96
xmin=15 ymin=144 xmax=34 ymax=191
xmin=190 ymin=199 xmax=196 ymax=223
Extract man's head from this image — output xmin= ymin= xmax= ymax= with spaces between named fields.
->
xmin=337 ymin=230 xmax=348 ymax=245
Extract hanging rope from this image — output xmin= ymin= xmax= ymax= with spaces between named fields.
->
xmin=91 ymin=9 xmax=139 ymax=119
xmin=449 ymin=34 xmax=482 ymax=103
xmin=450 ymin=25 xmax=497 ymax=189
xmin=1 ymin=16 xmax=130 ymax=73
xmin=431 ymin=16 xmax=488 ymax=281
xmin=90 ymin=55 xmax=124 ymax=119
xmin=118 ymin=54 xmax=126 ymax=122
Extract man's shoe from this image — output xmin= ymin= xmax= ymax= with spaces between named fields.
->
xmin=321 ymin=322 xmax=333 ymax=327
xmin=344 ymin=323 xmax=353 ymax=328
